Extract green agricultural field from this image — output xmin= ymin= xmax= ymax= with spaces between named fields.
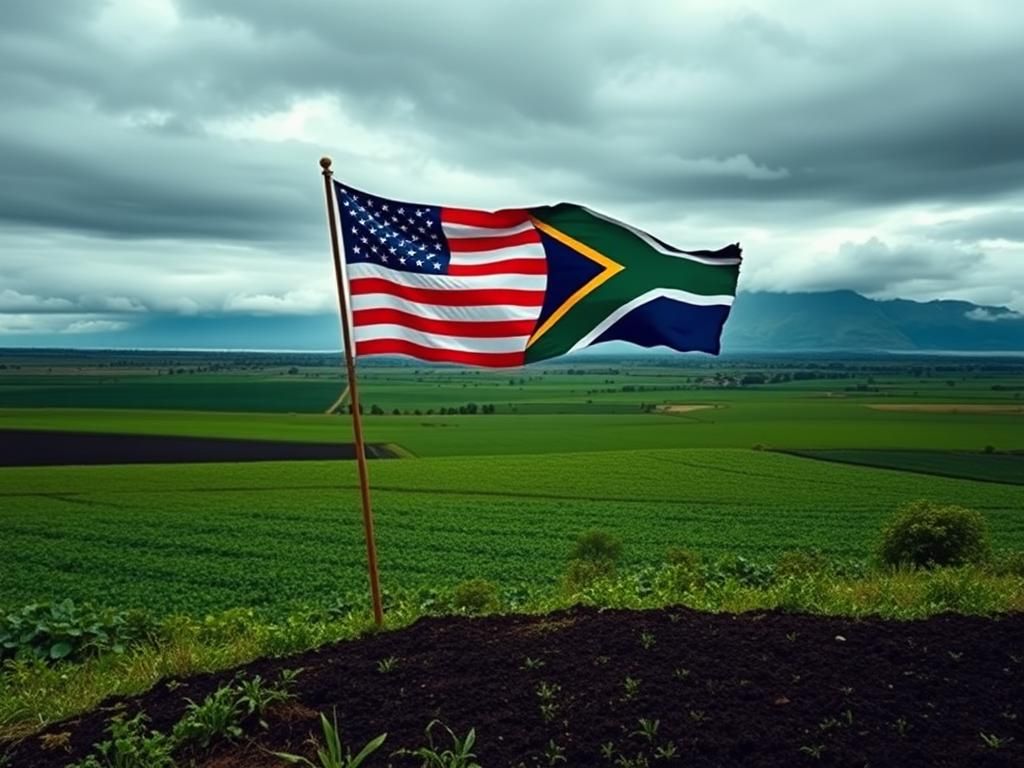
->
xmin=2 ymin=403 xmax=1021 ymax=457
xmin=787 ymin=449 xmax=1024 ymax=485
xmin=2 ymin=449 xmax=1022 ymax=616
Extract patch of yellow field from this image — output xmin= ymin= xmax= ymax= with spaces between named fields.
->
xmin=656 ymin=404 xmax=716 ymax=413
xmin=866 ymin=404 xmax=1024 ymax=414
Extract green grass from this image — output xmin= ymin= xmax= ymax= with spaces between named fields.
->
xmin=785 ymin=449 xmax=1024 ymax=485
xmin=2 ymin=449 xmax=1022 ymax=616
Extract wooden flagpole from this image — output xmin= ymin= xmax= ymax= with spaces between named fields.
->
xmin=320 ymin=156 xmax=384 ymax=626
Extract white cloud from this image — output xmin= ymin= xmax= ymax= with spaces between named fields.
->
xmin=966 ymin=307 xmax=1024 ymax=322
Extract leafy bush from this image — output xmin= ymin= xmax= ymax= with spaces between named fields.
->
xmin=775 ymin=549 xmax=830 ymax=579
xmin=991 ymin=550 xmax=1024 ymax=577
xmin=172 ymin=685 xmax=245 ymax=749
xmin=665 ymin=547 xmax=703 ymax=571
xmin=569 ymin=529 xmax=623 ymax=567
xmin=0 ymin=600 xmax=154 ymax=663
xmin=706 ymin=555 xmax=776 ymax=588
xmin=69 ymin=713 xmax=175 ymax=768
xmin=878 ymin=501 xmax=992 ymax=569
xmin=451 ymin=579 xmax=500 ymax=615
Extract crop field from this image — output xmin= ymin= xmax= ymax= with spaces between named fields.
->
xmin=1 ymin=351 xmax=1022 ymax=618
xmin=2 ymin=448 xmax=1023 ymax=616
xmin=788 ymin=449 xmax=1024 ymax=485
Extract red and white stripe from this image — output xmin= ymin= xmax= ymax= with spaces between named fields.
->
xmin=347 ymin=207 xmax=546 ymax=367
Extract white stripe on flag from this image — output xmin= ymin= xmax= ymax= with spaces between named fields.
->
xmin=568 ymin=288 xmax=735 ymax=353
xmin=350 ymin=294 xmax=541 ymax=322
xmin=446 ymin=241 xmax=547 ymax=266
xmin=581 ymin=207 xmax=742 ymax=266
xmin=442 ymin=221 xmax=536 ymax=239
xmin=353 ymin=324 xmax=530 ymax=354
xmin=347 ymin=262 xmax=546 ymax=292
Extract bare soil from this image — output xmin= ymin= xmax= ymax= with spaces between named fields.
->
xmin=8 ymin=607 xmax=1023 ymax=767
xmin=0 ymin=429 xmax=399 ymax=467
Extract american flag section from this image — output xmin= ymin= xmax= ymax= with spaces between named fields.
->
xmin=335 ymin=183 xmax=546 ymax=367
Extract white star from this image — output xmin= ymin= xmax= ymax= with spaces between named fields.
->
xmin=415 ymin=209 xmax=425 ymax=218
xmin=342 ymin=200 xmax=350 ymax=207
xmin=430 ymin=233 xmax=439 ymax=240
xmin=369 ymin=227 xmax=377 ymax=234
xmin=366 ymin=199 xmax=374 ymax=207
xmin=433 ymin=261 xmax=442 ymax=270
xmin=399 ymin=256 xmax=407 ymax=264
xmin=400 ymin=225 xmax=408 ymax=232
xmin=350 ymin=227 xmax=358 ymax=235
xmin=391 ymin=215 xmax=399 ymax=223
xmin=371 ymin=245 xmax=378 ymax=253
xmin=426 ymin=252 xmax=434 ymax=260
xmin=433 ymin=243 xmax=442 ymax=251
xmin=417 ymin=226 xmax=426 ymax=234
xmin=381 ymin=203 xmax=389 ymax=211
xmin=381 ymin=254 xmax=389 ymax=262
xmin=418 ymin=244 xmax=427 ymax=251
xmin=388 ymin=246 xmax=397 ymax=254
xmin=407 ymin=249 xmax=418 ymax=257
xmin=360 ymin=236 xmax=368 ymax=244
xmin=397 ymin=207 xmax=405 ymax=215
xmin=353 ymin=245 xmax=361 ymax=254
xmin=358 ymin=218 xmax=367 ymax=226
xmin=416 ymin=259 xmax=423 ymax=267
xmin=411 ymin=235 xmax=419 ymax=242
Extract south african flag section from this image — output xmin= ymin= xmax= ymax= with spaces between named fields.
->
xmin=335 ymin=182 xmax=741 ymax=367
xmin=525 ymin=204 xmax=741 ymax=363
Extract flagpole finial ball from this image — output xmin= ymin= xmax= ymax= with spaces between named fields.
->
xmin=319 ymin=156 xmax=332 ymax=170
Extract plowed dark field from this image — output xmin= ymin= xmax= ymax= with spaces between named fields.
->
xmin=0 ymin=429 xmax=398 ymax=466
xmin=9 ymin=607 xmax=1023 ymax=767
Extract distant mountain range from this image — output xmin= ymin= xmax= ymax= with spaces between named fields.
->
xmin=722 ymin=291 xmax=1024 ymax=352
xmin=2 ymin=290 xmax=1022 ymax=353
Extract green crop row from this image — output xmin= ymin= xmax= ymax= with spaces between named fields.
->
xmin=2 ymin=449 xmax=1021 ymax=617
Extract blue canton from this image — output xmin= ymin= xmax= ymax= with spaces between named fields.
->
xmin=335 ymin=183 xmax=450 ymax=274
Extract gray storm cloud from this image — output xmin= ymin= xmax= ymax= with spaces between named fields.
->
xmin=1 ymin=0 xmax=1023 ymax=340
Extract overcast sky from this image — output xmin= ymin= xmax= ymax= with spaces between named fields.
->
xmin=2 ymin=0 xmax=1023 ymax=342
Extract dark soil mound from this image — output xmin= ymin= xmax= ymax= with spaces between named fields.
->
xmin=0 ymin=429 xmax=399 ymax=466
xmin=9 ymin=607 xmax=1024 ymax=767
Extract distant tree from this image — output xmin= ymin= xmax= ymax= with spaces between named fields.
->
xmin=370 ymin=404 xmax=384 ymax=415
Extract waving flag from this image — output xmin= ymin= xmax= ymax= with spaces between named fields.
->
xmin=335 ymin=182 xmax=741 ymax=367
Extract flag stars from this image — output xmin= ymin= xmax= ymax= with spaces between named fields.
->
xmin=416 ymin=259 xmax=423 ymax=267
xmin=433 ymin=262 xmax=442 ymax=270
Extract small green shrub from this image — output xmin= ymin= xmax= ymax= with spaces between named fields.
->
xmin=563 ymin=559 xmax=612 ymax=593
xmin=878 ymin=501 xmax=992 ymax=569
xmin=707 ymin=555 xmax=775 ymax=588
xmin=69 ymin=713 xmax=175 ymax=768
xmin=451 ymin=579 xmax=500 ymax=615
xmin=665 ymin=547 xmax=702 ymax=571
xmin=569 ymin=530 xmax=623 ymax=567
xmin=775 ymin=549 xmax=830 ymax=579
xmin=992 ymin=550 xmax=1024 ymax=577
xmin=172 ymin=684 xmax=245 ymax=749
xmin=0 ymin=600 xmax=154 ymax=663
